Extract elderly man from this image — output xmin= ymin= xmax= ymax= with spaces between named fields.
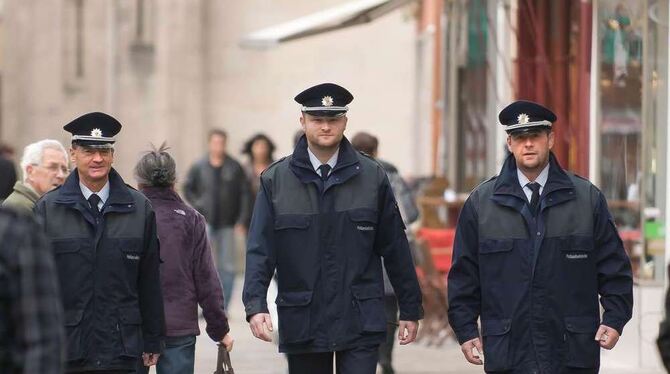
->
xmin=34 ymin=112 xmax=164 ymax=374
xmin=3 ymin=139 xmax=68 ymax=214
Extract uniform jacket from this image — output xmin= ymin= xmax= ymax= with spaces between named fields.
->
xmin=183 ymin=154 xmax=251 ymax=228
xmin=243 ymin=135 xmax=423 ymax=354
xmin=448 ymin=153 xmax=633 ymax=374
xmin=2 ymin=181 xmax=40 ymax=215
xmin=34 ymin=168 xmax=165 ymax=372
xmin=140 ymin=187 xmax=230 ymax=341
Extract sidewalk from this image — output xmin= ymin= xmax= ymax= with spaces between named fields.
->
xmin=166 ymin=279 xmax=663 ymax=374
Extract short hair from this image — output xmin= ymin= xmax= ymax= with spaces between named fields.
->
xmin=208 ymin=129 xmax=227 ymax=141
xmin=350 ymin=132 xmax=378 ymax=156
xmin=242 ymin=133 xmax=276 ymax=162
xmin=134 ymin=142 xmax=177 ymax=188
xmin=20 ymin=139 xmax=68 ymax=182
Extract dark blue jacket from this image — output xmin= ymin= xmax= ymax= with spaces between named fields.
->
xmin=243 ymin=135 xmax=423 ymax=354
xmin=448 ymin=153 xmax=633 ymax=373
xmin=34 ymin=169 xmax=165 ymax=372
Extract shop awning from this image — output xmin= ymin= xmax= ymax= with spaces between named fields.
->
xmin=239 ymin=0 xmax=416 ymax=49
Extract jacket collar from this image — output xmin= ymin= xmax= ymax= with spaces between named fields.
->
xmin=140 ymin=186 xmax=182 ymax=203
xmin=289 ymin=134 xmax=361 ymax=186
xmin=492 ymin=152 xmax=575 ymax=209
xmin=13 ymin=181 xmax=40 ymax=203
xmin=56 ymin=167 xmax=134 ymax=206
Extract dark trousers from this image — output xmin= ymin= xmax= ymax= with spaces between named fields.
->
xmin=287 ymin=345 xmax=380 ymax=374
xmin=378 ymin=295 xmax=398 ymax=374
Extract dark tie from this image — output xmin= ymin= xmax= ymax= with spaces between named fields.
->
xmin=527 ymin=182 xmax=541 ymax=216
xmin=318 ymin=164 xmax=331 ymax=181
xmin=88 ymin=194 xmax=101 ymax=217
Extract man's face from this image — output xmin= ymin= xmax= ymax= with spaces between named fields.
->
xmin=300 ymin=113 xmax=347 ymax=149
xmin=208 ymin=134 xmax=227 ymax=158
xmin=507 ymin=130 xmax=554 ymax=172
xmin=70 ymin=145 xmax=114 ymax=183
xmin=26 ymin=148 xmax=69 ymax=195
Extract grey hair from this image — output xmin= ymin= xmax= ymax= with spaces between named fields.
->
xmin=20 ymin=139 xmax=68 ymax=182
xmin=134 ymin=142 xmax=177 ymax=187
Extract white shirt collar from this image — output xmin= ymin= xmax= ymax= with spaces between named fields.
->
xmin=307 ymin=147 xmax=338 ymax=176
xmin=517 ymin=163 xmax=550 ymax=200
xmin=79 ymin=180 xmax=110 ymax=210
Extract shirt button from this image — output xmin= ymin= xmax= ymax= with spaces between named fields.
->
xmin=536 ymin=232 xmax=541 ymax=236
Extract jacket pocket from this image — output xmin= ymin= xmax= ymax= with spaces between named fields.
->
xmin=274 ymin=214 xmax=311 ymax=230
xmin=276 ymin=290 xmax=314 ymax=344
xmin=481 ymin=318 xmax=512 ymax=372
xmin=351 ymin=284 xmax=386 ymax=333
xmin=347 ymin=209 xmax=378 ymax=251
xmin=51 ymin=239 xmax=92 ymax=308
xmin=118 ymin=307 xmax=143 ymax=358
xmin=564 ymin=316 xmax=600 ymax=368
xmin=479 ymin=239 xmax=514 ymax=254
xmin=64 ymin=309 xmax=85 ymax=360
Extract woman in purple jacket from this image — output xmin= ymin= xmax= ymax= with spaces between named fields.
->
xmin=134 ymin=144 xmax=233 ymax=374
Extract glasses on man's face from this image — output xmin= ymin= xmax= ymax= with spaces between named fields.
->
xmin=34 ymin=163 xmax=69 ymax=174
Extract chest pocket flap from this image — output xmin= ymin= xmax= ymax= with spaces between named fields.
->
xmin=274 ymin=214 xmax=311 ymax=230
xmin=480 ymin=239 xmax=514 ymax=254
xmin=347 ymin=208 xmax=378 ymax=224
xmin=559 ymin=235 xmax=594 ymax=252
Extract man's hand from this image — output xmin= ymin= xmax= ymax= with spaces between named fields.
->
xmin=398 ymin=320 xmax=419 ymax=345
xmin=234 ymin=224 xmax=247 ymax=236
xmin=460 ymin=337 xmax=484 ymax=365
xmin=595 ymin=324 xmax=620 ymax=350
xmin=142 ymin=352 xmax=160 ymax=367
xmin=249 ymin=313 xmax=273 ymax=342
xmin=221 ymin=334 xmax=234 ymax=352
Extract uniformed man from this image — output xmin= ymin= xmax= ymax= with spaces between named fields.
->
xmin=447 ymin=100 xmax=634 ymax=373
xmin=243 ymin=83 xmax=423 ymax=374
xmin=34 ymin=112 xmax=165 ymax=374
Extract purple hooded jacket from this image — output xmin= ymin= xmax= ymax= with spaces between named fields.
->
xmin=141 ymin=187 xmax=229 ymax=341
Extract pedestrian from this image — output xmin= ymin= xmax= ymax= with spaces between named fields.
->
xmin=0 ymin=207 xmax=65 ymax=374
xmin=241 ymin=133 xmax=276 ymax=219
xmin=243 ymin=83 xmax=423 ymax=374
xmin=0 ymin=144 xmax=17 ymax=202
xmin=351 ymin=131 xmax=419 ymax=374
xmin=34 ymin=112 xmax=165 ymax=374
xmin=134 ymin=143 xmax=234 ymax=374
xmin=3 ymin=139 xmax=69 ymax=215
xmin=183 ymin=128 xmax=251 ymax=309
xmin=448 ymin=100 xmax=634 ymax=373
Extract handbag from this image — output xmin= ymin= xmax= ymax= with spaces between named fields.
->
xmin=213 ymin=343 xmax=235 ymax=374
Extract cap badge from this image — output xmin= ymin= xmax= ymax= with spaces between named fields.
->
xmin=90 ymin=128 xmax=103 ymax=138
xmin=517 ymin=113 xmax=530 ymax=125
xmin=322 ymin=96 xmax=334 ymax=107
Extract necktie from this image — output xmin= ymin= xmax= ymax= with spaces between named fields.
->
xmin=527 ymin=182 xmax=541 ymax=216
xmin=318 ymin=164 xmax=331 ymax=181
xmin=88 ymin=194 xmax=101 ymax=217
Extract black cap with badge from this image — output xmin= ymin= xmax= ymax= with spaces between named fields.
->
xmin=499 ymin=100 xmax=557 ymax=135
xmin=63 ymin=112 xmax=122 ymax=148
xmin=294 ymin=83 xmax=353 ymax=117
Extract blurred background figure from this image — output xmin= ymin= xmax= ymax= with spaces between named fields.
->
xmin=241 ymin=133 xmax=276 ymax=215
xmin=135 ymin=143 xmax=233 ymax=374
xmin=183 ymin=129 xmax=251 ymax=309
xmin=0 ymin=207 xmax=65 ymax=374
xmin=351 ymin=131 xmax=420 ymax=374
xmin=2 ymin=139 xmax=68 ymax=215
xmin=0 ymin=143 xmax=17 ymax=203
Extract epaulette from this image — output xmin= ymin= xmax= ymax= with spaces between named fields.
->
xmin=125 ymin=184 xmax=138 ymax=191
xmin=260 ymin=156 xmax=288 ymax=176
